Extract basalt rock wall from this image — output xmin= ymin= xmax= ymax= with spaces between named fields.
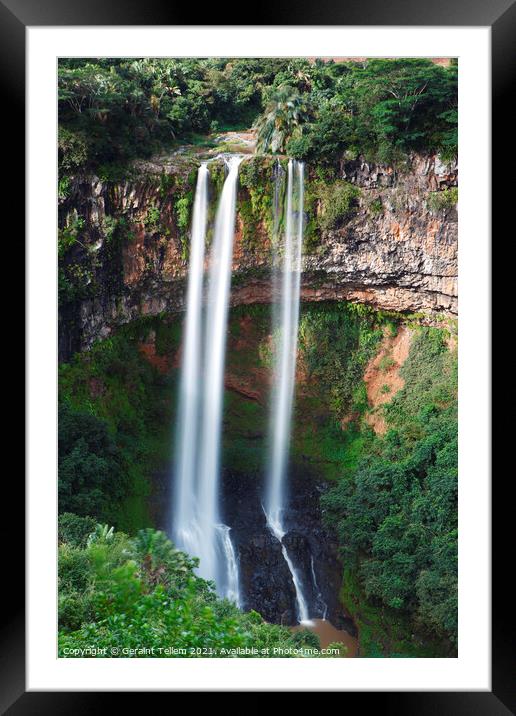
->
xmin=58 ymin=153 xmax=457 ymax=361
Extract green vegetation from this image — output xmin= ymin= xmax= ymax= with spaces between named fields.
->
xmin=339 ymin=566 xmax=444 ymax=657
xmin=57 ymin=55 xmax=458 ymax=661
xmin=254 ymin=85 xmax=309 ymax=154
xmin=58 ymin=58 xmax=295 ymax=173
xmin=58 ymin=58 xmax=457 ymax=177
xmin=58 ymin=176 xmax=71 ymax=200
xmin=427 ymin=187 xmax=458 ymax=213
xmin=59 ymin=317 xmax=182 ymax=531
xmin=287 ymin=59 xmax=457 ymax=165
xmin=59 ymin=298 xmax=457 ymax=658
xmin=58 ymin=402 xmax=128 ymax=520
xmin=308 ymin=179 xmax=361 ymax=233
xmin=143 ymin=204 xmax=161 ymax=233
xmin=322 ymin=327 xmax=458 ymax=653
xmin=58 ymin=516 xmax=326 ymax=658
xmin=220 ymin=305 xmax=457 ymax=655
xmin=368 ymin=197 xmax=384 ymax=216
xmin=298 ymin=302 xmax=383 ymax=421
xmin=58 ymin=214 xmax=86 ymax=259
xmin=58 ymin=208 xmax=135 ymax=311
xmin=176 ymin=195 xmax=192 ymax=247
xmin=238 ymin=157 xmax=276 ymax=247
xmin=220 ymin=306 xmax=458 ymax=655
xmin=378 ymin=354 xmax=396 ymax=371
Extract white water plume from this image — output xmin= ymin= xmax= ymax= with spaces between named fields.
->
xmin=216 ymin=524 xmax=241 ymax=608
xmin=196 ymin=156 xmax=242 ymax=592
xmin=173 ymin=159 xmax=242 ymax=605
xmin=310 ymin=555 xmax=328 ymax=620
xmin=265 ymin=159 xmax=310 ymax=624
xmin=173 ymin=164 xmax=208 ymax=556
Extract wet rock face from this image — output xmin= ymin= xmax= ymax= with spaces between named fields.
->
xmin=150 ymin=462 xmax=350 ymax=627
xmin=59 ymin=152 xmax=457 ymax=361
xmin=222 ymin=468 xmax=349 ymax=627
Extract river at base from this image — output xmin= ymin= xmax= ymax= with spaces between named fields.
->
xmin=291 ymin=618 xmax=358 ymax=657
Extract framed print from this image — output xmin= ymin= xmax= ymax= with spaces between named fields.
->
xmin=7 ymin=0 xmax=510 ymax=708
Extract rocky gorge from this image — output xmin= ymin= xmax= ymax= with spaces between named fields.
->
xmin=58 ymin=147 xmax=458 ymax=653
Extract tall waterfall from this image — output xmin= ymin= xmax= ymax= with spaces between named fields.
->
xmin=197 ymin=156 xmax=241 ymax=598
xmin=265 ymin=159 xmax=310 ymax=623
xmin=173 ymin=158 xmax=241 ymax=606
xmin=173 ymin=164 xmax=208 ymax=560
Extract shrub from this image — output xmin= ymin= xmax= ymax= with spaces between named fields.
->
xmin=58 ymin=127 xmax=88 ymax=171
xmin=298 ymin=302 xmax=382 ymax=420
xmin=57 ymin=58 xmax=457 ymax=171
xmin=144 ymin=204 xmax=161 ymax=233
xmin=311 ymin=180 xmax=361 ymax=232
xmin=368 ymin=197 xmax=383 ymax=216
xmin=58 ymin=513 xmax=97 ymax=547
xmin=427 ymin=187 xmax=458 ymax=213
xmin=58 ymin=176 xmax=71 ymax=200
xmin=58 ymin=524 xmax=325 ymax=658
xmin=378 ymin=355 xmax=396 ymax=372
xmin=58 ymin=401 xmax=128 ymax=520
xmin=287 ymin=104 xmax=353 ymax=165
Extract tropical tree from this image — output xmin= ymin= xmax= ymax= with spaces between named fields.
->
xmin=254 ymin=85 xmax=310 ymax=153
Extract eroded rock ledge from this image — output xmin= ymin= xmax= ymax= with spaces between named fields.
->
xmin=58 ymin=153 xmax=457 ymax=360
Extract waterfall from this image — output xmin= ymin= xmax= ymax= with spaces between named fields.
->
xmin=197 ymin=156 xmax=241 ymax=594
xmin=216 ymin=524 xmax=241 ymax=608
xmin=265 ymin=159 xmax=310 ymax=624
xmin=173 ymin=164 xmax=208 ymax=560
xmin=310 ymin=555 xmax=328 ymax=620
xmin=173 ymin=158 xmax=242 ymax=605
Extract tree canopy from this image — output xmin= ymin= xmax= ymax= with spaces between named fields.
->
xmin=58 ymin=518 xmax=332 ymax=658
xmin=58 ymin=57 xmax=457 ymax=172
xmin=322 ymin=328 xmax=458 ymax=647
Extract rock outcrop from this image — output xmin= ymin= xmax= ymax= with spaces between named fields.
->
xmin=58 ymin=152 xmax=457 ymax=361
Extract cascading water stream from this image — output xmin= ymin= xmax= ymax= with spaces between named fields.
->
xmin=265 ymin=159 xmax=310 ymax=624
xmin=310 ymin=555 xmax=328 ymax=620
xmin=216 ymin=524 xmax=240 ymax=606
xmin=173 ymin=164 xmax=208 ymax=559
xmin=197 ymin=155 xmax=242 ymax=601
xmin=173 ymin=158 xmax=242 ymax=606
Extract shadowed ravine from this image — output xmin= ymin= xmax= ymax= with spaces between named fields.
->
xmin=152 ymin=462 xmax=357 ymax=638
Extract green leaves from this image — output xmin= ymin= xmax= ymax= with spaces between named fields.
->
xmin=309 ymin=179 xmax=361 ymax=232
xmin=58 ymin=402 xmax=127 ymax=520
xmin=57 ymin=58 xmax=457 ymax=174
xmin=287 ymin=102 xmax=353 ymax=164
xmin=254 ymin=85 xmax=311 ymax=154
xmin=58 ymin=524 xmax=324 ymax=658
xmin=298 ymin=302 xmax=382 ymax=420
xmin=322 ymin=326 xmax=458 ymax=647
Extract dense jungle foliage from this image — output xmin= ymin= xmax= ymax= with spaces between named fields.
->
xmin=59 ymin=318 xmax=181 ymax=531
xmin=321 ymin=326 xmax=458 ymax=653
xmin=58 ymin=57 xmax=457 ymax=172
xmin=58 ymin=515 xmax=333 ymax=658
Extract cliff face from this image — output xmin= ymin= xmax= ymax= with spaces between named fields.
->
xmin=58 ymin=152 xmax=457 ymax=360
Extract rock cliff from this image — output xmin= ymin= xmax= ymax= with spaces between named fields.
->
xmin=58 ymin=152 xmax=457 ymax=360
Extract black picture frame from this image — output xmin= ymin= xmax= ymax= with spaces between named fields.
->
xmin=7 ymin=0 xmax=511 ymax=709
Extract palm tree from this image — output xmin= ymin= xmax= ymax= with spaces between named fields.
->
xmin=254 ymin=85 xmax=309 ymax=154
